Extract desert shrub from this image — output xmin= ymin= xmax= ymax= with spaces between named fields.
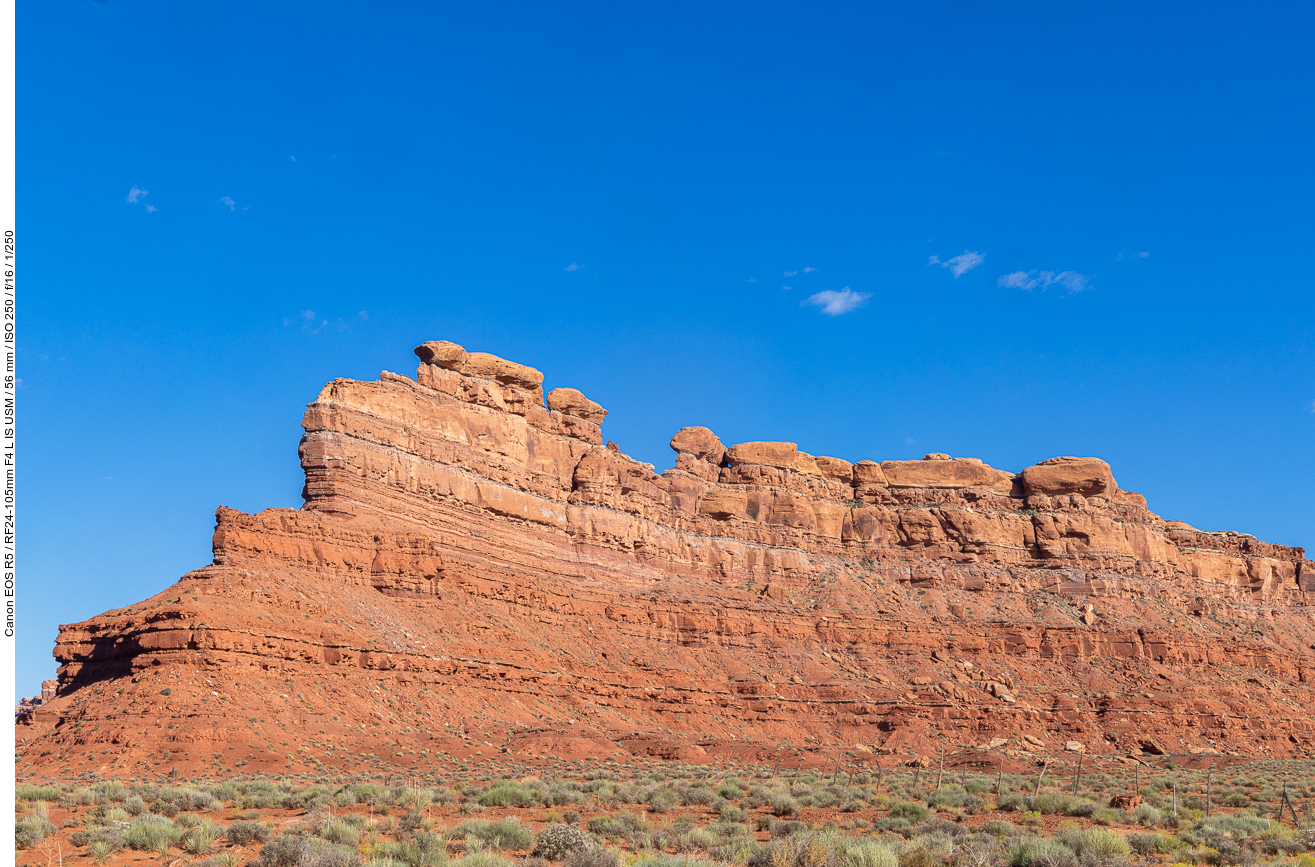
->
xmin=534 ymin=825 xmax=591 ymax=860
xmin=771 ymin=821 xmax=809 ymax=839
xmin=647 ymin=788 xmax=681 ymax=813
xmin=772 ymin=793 xmax=801 ymax=816
xmin=565 ymin=847 xmax=620 ymax=867
xmin=927 ymin=786 xmax=968 ymax=810
xmin=996 ymin=794 xmax=1028 ymax=813
xmin=450 ymin=852 xmax=515 ymax=867
xmin=478 ymin=782 xmax=536 ymax=808
xmin=228 ymin=820 xmax=271 ymax=846
xmin=1128 ymin=833 xmax=1176 ymax=856
xmin=69 ymin=824 xmax=126 ymax=852
xmin=456 ymin=818 xmax=533 ymax=851
xmin=721 ymin=804 xmax=748 ymax=822
xmin=176 ymin=812 xmax=203 ymax=829
xmin=258 ymin=834 xmax=362 ymax=867
xmin=964 ymin=779 xmax=992 ymax=795
xmin=95 ymin=781 xmax=129 ymax=802
xmin=15 ymin=815 xmax=58 ymax=849
xmin=888 ymin=801 xmax=931 ymax=823
xmin=123 ymin=795 xmax=148 ymax=816
xmin=1130 ymin=803 xmax=1164 ymax=827
xmin=398 ymin=831 xmax=448 ymax=867
xmin=980 ymin=821 xmax=1019 ymax=838
xmin=124 ymin=814 xmax=181 ymax=852
xmin=586 ymin=817 xmax=624 ymax=839
xmin=181 ymin=822 xmax=224 ymax=856
xmin=1005 ymin=838 xmax=1075 ymax=867
xmin=718 ymin=783 xmax=744 ymax=800
xmin=953 ymin=837 xmax=1002 ymax=867
xmin=1074 ymin=828 xmax=1130 ymax=860
xmin=847 ymin=841 xmax=899 ymax=867
xmin=682 ymin=786 xmax=719 ymax=808
xmin=873 ymin=818 xmax=911 ymax=836
xmin=16 ymin=785 xmax=63 ymax=802
xmin=322 ymin=819 xmax=360 ymax=846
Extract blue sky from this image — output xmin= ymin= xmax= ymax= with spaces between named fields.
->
xmin=18 ymin=2 xmax=1314 ymax=697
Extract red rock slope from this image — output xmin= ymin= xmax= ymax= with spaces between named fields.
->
xmin=18 ymin=341 xmax=1315 ymax=780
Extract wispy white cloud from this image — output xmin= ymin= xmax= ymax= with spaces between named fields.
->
xmin=358 ymin=310 xmax=369 ymax=320
xmin=144 ymin=204 xmax=157 ymax=213
xmin=746 ymin=277 xmax=757 ymax=283
xmin=219 ymin=196 xmax=237 ymax=211
xmin=1116 ymin=251 xmax=1150 ymax=261
xmin=930 ymin=250 xmax=985 ymax=278
xmin=126 ymin=186 xmax=148 ymax=204
xmin=803 ymin=266 xmax=817 ymax=273
xmin=783 ymin=285 xmax=792 ymax=291
xmin=564 ymin=262 xmax=583 ymax=272
xmin=784 ymin=270 xmax=798 ymax=277
xmin=998 ymin=270 xmax=1090 ymax=294
xmin=803 ymin=286 xmax=870 ymax=316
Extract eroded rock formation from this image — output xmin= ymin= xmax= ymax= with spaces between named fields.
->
xmin=17 ymin=341 xmax=1315 ymax=779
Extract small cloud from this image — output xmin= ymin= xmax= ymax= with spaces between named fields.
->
xmin=746 ymin=277 xmax=757 ymax=283
xmin=1116 ymin=251 xmax=1150 ymax=262
xmin=1309 ymin=400 xmax=1315 ymax=414
xmin=219 ymin=196 xmax=237 ymax=211
xmin=783 ymin=285 xmax=792 ymax=291
xmin=998 ymin=269 xmax=1090 ymax=294
xmin=125 ymin=186 xmax=148 ymax=203
xmin=904 ymin=436 xmax=916 ymax=446
xmin=784 ymin=270 xmax=798 ymax=277
xmin=301 ymin=310 xmax=316 ymax=321
xmin=290 ymin=155 xmax=297 ymax=161
xmin=803 ymin=266 xmax=817 ymax=273
xmin=931 ymin=250 xmax=984 ymax=278
xmin=358 ymin=310 xmax=369 ymax=320
xmin=144 ymin=204 xmax=157 ymax=213
xmin=564 ymin=262 xmax=583 ymax=271
xmin=1138 ymin=251 xmax=1149 ymax=258
xmin=802 ymin=286 xmax=871 ymax=316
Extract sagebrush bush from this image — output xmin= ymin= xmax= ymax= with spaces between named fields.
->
xmin=888 ymin=801 xmax=931 ymax=823
xmin=565 ymin=847 xmax=620 ymax=867
xmin=846 ymin=840 xmax=899 ymax=867
xmin=15 ymin=815 xmax=58 ymax=850
xmin=227 ymin=820 xmax=271 ymax=846
xmin=534 ymin=825 xmax=590 ymax=860
xmin=771 ymin=793 xmax=801 ymax=817
xmin=124 ymin=815 xmax=180 ymax=852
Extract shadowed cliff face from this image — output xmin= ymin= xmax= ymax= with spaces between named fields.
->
xmin=19 ymin=341 xmax=1315 ymax=779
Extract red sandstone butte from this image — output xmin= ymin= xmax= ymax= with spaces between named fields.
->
xmin=17 ymin=341 xmax=1315 ymax=780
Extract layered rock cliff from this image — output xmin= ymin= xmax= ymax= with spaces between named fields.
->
xmin=18 ymin=341 xmax=1315 ymax=780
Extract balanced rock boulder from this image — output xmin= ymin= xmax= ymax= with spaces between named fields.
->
xmin=1021 ymin=457 xmax=1117 ymax=498
xmin=546 ymin=387 xmax=608 ymax=424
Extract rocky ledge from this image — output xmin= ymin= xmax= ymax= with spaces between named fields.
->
xmin=18 ymin=340 xmax=1315 ymax=780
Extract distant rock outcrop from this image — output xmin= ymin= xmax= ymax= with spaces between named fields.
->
xmin=17 ymin=341 xmax=1315 ymax=780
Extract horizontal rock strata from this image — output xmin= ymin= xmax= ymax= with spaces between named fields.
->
xmin=18 ymin=341 xmax=1315 ymax=779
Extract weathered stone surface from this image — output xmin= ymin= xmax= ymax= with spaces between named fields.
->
xmin=670 ymin=426 xmax=725 ymax=463
xmin=414 ymin=339 xmax=469 ymax=368
xmin=881 ymin=456 xmax=1014 ymax=491
xmin=546 ymin=387 xmax=608 ymax=423
xmin=1021 ymin=456 xmax=1117 ymax=498
xmin=726 ymin=441 xmax=798 ymax=469
xmin=17 ymin=339 xmax=1315 ymax=781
